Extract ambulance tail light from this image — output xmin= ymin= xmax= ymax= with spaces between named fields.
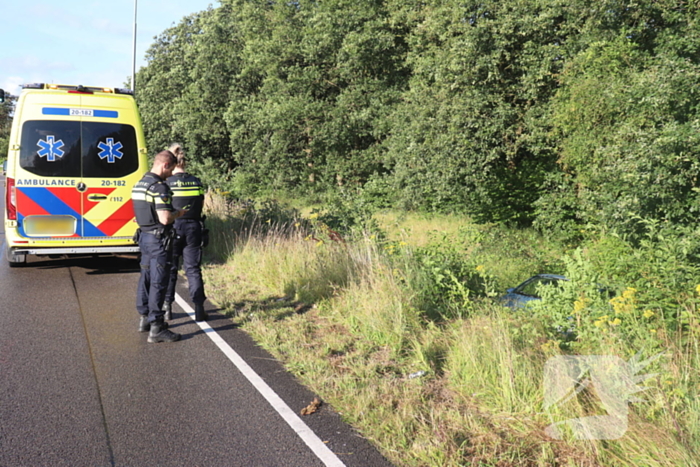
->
xmin=6 ymin=177 xmax=17 ymax=220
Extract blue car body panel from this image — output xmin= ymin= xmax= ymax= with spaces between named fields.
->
xmin=500 ymin=274 xmax=568 ymax=309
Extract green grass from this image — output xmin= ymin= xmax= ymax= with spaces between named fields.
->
xmin=375 ymin=210 xmax=566 ymax=294
xmin=200 ymin=195 xmax=700 ymax=467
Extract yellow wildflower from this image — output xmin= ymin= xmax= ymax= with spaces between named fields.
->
xmin=573 ymin=296 xmax=588 ymax=314
xmin=609 ymin=318 xmax=621 ymax=326
xmin=540 ymin=340 xmax=559 ymax=353
xmin=476 ymin=265 xmax=485 ymax=272
xmin=309 ymin=213 xmax=319 ymax=220
xmin=594 ymin=314 xmax=609 ymax=328
xmin=696 ymin=284 xmax=700 ymax=294
xmin=650 ymin=329 xmax=657 ymax=334
xmin=610 ymin=287 xmax=637 ymax=314
xmin=643 ymin=309 xmax=655 ymax=318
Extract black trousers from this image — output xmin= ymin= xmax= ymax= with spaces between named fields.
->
xmin=165 ymin=219 xmax=206 ymax=306
xmin=136 ymin=232 xmax=171 ymax=322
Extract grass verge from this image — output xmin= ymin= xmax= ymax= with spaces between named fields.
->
xmin=200 ymin=196 xmax=699 ymax=467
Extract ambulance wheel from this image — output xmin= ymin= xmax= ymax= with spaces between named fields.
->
xmin=6 ymin=247 xmax=26 ymax=268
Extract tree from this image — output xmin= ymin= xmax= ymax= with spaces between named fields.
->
xmin=540 ymin=1 xmax=700 ymax=235
xmin=0 ymin=92 xmax=17 ymax=161
xmin=134 ymin=0 xmax=700 ymax=232
xmin=382 ymin=0 xmax=578 ymax=222
xmin=223 ymin=0 xmax=409 ymax=196
xmin=170 ymin=2 xmax=244 ymax=183
xmin=136 ymin=6 xmax=243 ymax=188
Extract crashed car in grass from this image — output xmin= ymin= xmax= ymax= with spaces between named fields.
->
xmin=499 ymin=274 xmax=568 ymax=309
xmin=500 ymin=274 xmax=617 ymax=342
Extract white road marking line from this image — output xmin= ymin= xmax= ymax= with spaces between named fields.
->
xmin=174 ymin=295 xmax=347 ymax=467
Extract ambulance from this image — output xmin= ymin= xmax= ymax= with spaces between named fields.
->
xmin=2 ymin=83 xmax=148 ymax=267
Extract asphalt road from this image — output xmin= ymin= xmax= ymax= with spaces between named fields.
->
xmin=0 ymin=176 xmax=394 ymax=467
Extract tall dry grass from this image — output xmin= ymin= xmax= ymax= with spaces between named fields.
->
xmin=200 ymin=194 xmax=699 ymax=467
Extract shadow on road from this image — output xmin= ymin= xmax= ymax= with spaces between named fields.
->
xmin=167 ymin=308 xmax=240 ymax=341
xmin=25 ymin=254 xmax=141 ymax=274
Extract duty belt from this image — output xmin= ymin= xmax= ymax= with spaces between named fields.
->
xmin=142 ymin=229 xmax=167 ymax=239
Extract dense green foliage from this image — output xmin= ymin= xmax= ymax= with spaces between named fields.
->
xmin=136 ymin=0 xmax=700 ymax=234
xmin=135 ymin=5 xmax=243 ymax=188
xmin=0 ymin=92 xmax=16 ymax=162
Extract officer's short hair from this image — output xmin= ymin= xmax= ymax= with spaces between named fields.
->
xmin=168 ymin=142 xmax=186 ymax=168
xmin=155 ymin=150 xmax=176 ymax=168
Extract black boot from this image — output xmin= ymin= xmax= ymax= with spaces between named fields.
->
xmin=163 ymin=302 xmax=173 ymax=321
xmin=194 ymin=303 xmax=208 ymax=322
xmin=139 ymin=315 xmax=168 ymax=333
xmin=147 ymin=320 xmax=180 ymax=343
xmin=139 ymin=315 xmax=150 ymax=332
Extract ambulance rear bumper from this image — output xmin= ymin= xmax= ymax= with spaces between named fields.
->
xmin=10 ymin=245 xmax=140 ymax=255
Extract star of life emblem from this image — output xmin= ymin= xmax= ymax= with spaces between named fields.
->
xmin=97 ymin=138 xmax=124 ymax=163
xmin=37 ymin=136 xmax=65 ymax=162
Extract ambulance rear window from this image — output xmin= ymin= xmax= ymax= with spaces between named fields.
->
xmin=21 ymin=121 xmax=81 ymax=177
xmin=82 ymin=122 xmax=139 ymax=178
xmin=20 ymin=121 xmax=139 ymax=178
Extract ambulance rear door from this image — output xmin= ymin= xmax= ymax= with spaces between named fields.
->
xmin=15 ymin=94 xmax=141 ymax=241
xmin=76 ymin=114 xmax=141 ymax=240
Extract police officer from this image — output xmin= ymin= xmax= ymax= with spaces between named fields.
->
xmin=132 ymin=150 xmax=188 ymax=343
xmin=163 ymin=143 xmax=208 ymax=322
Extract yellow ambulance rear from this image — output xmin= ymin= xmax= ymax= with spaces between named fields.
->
xmin=3 ymin=83 xmax=148 ymax=266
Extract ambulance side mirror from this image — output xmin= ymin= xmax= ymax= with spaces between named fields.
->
xmin=0 ymin=89 xmax=4 ymax=103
